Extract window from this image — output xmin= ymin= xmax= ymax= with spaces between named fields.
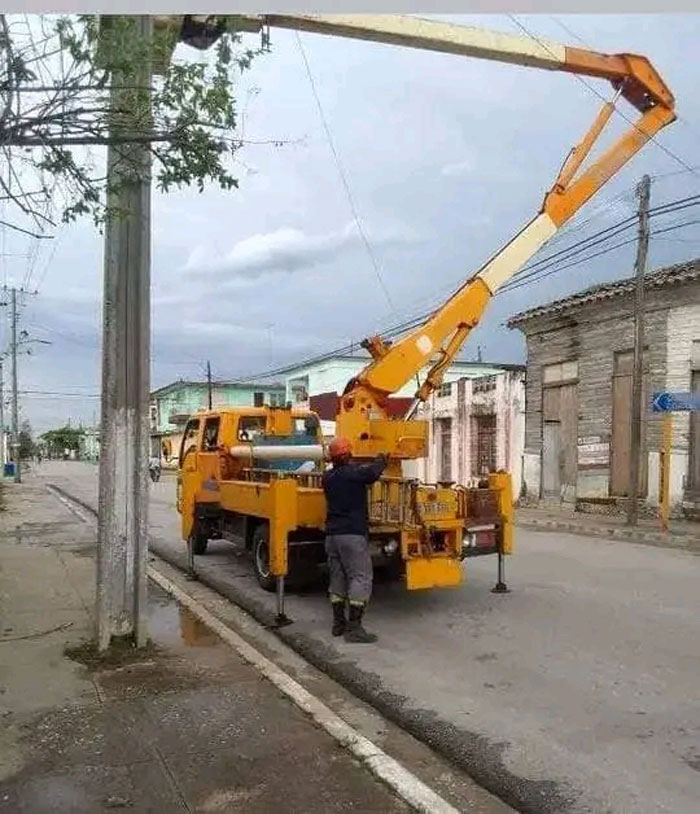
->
xmin=691 ymin=339 xmax=700 ymax=369
xmin=149 ymin=403 xmax=158 ymax=429
xmin=269 ymin=392 xmax=285 ymax=407
xmin=253 ymin=391 xmax=264 ymax=407
xmin=178 ymin=418 xmax=200 ymax=467
xmin=201 ymin=417 xmax=220 ymax=451
xmin=294 ymin=415 xmax=319 ymax=438
xmin=543 ymin=360 xmax=578 ymax=384
xmin=473 ymin=375 xmax=497 ymax=393
xmin=237 ymin=416 xmax=266 ymax=442
xmin=437 ymin=382 xmax=452 ymax=398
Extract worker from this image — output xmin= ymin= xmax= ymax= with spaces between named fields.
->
xmin=322 ymin=436 xmax=387 ymax=643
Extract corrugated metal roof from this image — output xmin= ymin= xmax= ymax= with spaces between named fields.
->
xmin=507 ymin=258 xmax=700 ymax=328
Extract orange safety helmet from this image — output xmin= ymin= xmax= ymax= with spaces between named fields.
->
xmin=328 ymin=436 xmax=352 ymax=461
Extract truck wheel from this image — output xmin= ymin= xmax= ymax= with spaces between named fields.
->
xmin=189 ymin=522 xmax=209 ymax=556
xmin=252 ymin=525 xmax=276 ymax=592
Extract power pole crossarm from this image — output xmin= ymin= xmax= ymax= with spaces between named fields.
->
xmin=627 ymin=174 xmax=651 ymax=526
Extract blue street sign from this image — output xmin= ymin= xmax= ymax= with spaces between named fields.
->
xmin=651 ymin=391 xmax=700 ymax=412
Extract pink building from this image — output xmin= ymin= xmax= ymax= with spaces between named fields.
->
xmin=404 ymin=367 xmax=526 ymax=500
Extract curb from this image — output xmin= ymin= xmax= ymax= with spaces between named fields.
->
xmin=47 ymin=482 xmax=460 ymax=813
xmin=148 ymin=566 xmax=459 ymax=814
xmin=47 ymin=482 xmax=575 ymax=814
xmin=516 ymin=518 xmax=699 ymax=550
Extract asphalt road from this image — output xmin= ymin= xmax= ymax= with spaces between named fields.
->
xmin=43 ymin=462 xmax=700 ymax=814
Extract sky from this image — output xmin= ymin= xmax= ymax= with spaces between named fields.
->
xmin=3 ymin=13 xmax=700 ymax=433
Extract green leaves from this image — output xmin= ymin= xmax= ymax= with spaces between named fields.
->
xmin=1 ymin=14 xmax=270 ymax=230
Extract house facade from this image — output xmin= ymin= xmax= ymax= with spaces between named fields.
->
xmin=78 ymin=427 xmax=100 ymax=462
xmin=150 ymin=379 xmax=285 ymax=466
xmin=283 ymin=354 xmax=505 ymax=421
xmin=509 ymin=260 xmax=700 ymax=517
xmin=405 ymin=368 xmax=526 ymax=500
xmin=282 ymin=355 xmax=525 ymax=495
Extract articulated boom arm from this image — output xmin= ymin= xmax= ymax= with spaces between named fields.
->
xmin=223 ymin=15 xmax=675 ymax=413
xmin=162 ymin=14 xmax=676 ymax=448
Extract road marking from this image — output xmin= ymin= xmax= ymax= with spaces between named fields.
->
xmin=148 ymin=565 xmax=460 ymax=814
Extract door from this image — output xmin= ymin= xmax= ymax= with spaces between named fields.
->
xmin=687 ymin=369 xmax=700 ymax=497
xmin=542 ymin=422 xmax=561 ymax=496
xmin=437 ymin=418 xmax=452 ymax=481
xmin=198 ymin=415 xmax=222 ymax=496
xmin=178 ymin=418 xmax=201 ymax=539
xmin=611 ymin=351 xmax=648 ymax=496
xmin=541 ymin=384 xmax=577 ymax=501
xmin=473 ymin=414 xmax=496 ymax=476
xmin=559 ymin=383 xmax=578 ymax=502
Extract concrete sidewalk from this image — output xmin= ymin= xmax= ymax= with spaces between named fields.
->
xmin=516 ymin=505 xmax=700 ymax=551
xmin=0 ymin=477 xmax=411 ymax=812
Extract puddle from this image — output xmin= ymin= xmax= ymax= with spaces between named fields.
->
xmin=148 ymin=586 xmax=221 ymax=650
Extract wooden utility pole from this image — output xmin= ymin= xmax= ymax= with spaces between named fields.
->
xmin=627 ymin=174 xmax=651 ymax=526
xmin=10 ymin=287 xmax=20 ymax=483
xmin=96 ymin=16 xmax=153 ymax=650
xmin=207 ymin=360 xmax=212 ymax=409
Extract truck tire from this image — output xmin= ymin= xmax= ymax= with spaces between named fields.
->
xmin=252 ymin=524 xmax=276 ymax=592
xmin=189 ymin=521 xmax=209 ymax=556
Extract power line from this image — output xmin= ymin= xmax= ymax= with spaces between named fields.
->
xmin=19 ymin=390 xmax=100 ymax=397
xmin=236 ymin=193 xmax=700 ymax=382
xmin=502 ymin=216 xmax=700 ymax=295
xmin=499 ymin=195 xmax=700 ymax=291
xmin=506 ymin=14 xmax=700 ymax=179
xmin=294 ymin=31 xmax=395 ymax=312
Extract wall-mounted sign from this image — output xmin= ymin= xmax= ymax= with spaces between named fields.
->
xmin=578 ymin=442 xmax=609 ymax=467
xmin=652 ymin=391 xmax=700 ymax=412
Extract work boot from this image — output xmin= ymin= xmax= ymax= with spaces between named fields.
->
xmin=344 ymin=603 xmax=377 ymax=644
xmin=331 ymin=601 xmax=347 ymax=637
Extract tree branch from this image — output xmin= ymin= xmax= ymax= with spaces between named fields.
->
xmin=0 ymin=218 xmax=52 ymax=238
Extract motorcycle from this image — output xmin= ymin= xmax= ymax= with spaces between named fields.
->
xmin=149 ymin=459 xmax=161 ymax=483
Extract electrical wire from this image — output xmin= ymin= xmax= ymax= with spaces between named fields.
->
xmin=500 ymin=196 xmax=700 ymax=291
xmin=506 ymin=14 xmax=700 ymax=179
xmin=294 ymin=31 xmax=395 ymax=312
xmin=502 ymin=217 xmax=700 ymax=295
xmin=236 ymin=193 xmax=700 ymax=382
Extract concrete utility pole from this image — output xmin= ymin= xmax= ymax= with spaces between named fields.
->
xmin=0 ymin=358 xmax=5 ymax=468
xmin=10 ymin=287 xmax=20 ymax=483
xmin=97 ymin=15 xmax=153 ymax=650
xmin=206 ymin=360 xmax=212 ymax=409
xmin=627 ymin=174 xmax=651 ymax=526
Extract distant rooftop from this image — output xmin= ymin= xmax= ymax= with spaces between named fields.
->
xmin=150 ymin=379 xmax=284 ymax=398
xmin=508 ymin=258 xmax=700 ymax=328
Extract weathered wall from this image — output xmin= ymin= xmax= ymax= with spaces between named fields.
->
xmin=409 ymin=371 xmax=525 ymax=499
xmin=515 ymin=279 xmax=700 ymax=510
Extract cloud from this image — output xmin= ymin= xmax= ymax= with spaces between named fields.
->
xmin=440 ymin=158 xmax=474 ymax=178
xmin=183 ymin=220 xmax=423 ymax=280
